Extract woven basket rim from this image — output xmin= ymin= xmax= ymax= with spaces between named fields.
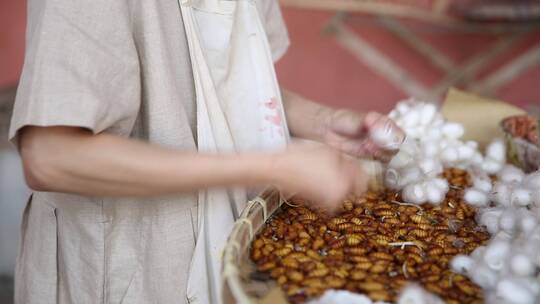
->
xmin=221 ymin=188 xmax=285 ymax=304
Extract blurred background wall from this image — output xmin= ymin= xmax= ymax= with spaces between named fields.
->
xmin=0 ymin=1 xmax=27 ymax=302
xmin=3 ymin=1 xmax=539 ymax=113
xmin=0 ymin=1 xmax=25 ymax=88
xmin=276 ymin=5 xmax=540 ymax=113
xmin=0 ymin=0 xmax=539 ymax=303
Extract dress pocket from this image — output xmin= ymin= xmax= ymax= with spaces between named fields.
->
xmin=117 ymin=207 xmax=198 ymax=304
xmin=15 ymin=196 xmax=58 ymax=304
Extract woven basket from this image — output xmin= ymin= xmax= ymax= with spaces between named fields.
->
xmin=221 ymin=188 xmax=285 ymax=304
xmin=221 ymin=160 xmax=384 ymax=303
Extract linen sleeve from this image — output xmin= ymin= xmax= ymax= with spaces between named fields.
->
xmin=257 ymin=0 xmax=290 ymax=62
xmin=9 ymin=0 xmax=141 ymax=143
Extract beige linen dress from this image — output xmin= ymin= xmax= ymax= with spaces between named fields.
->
xmin=9 ymin=0 xmax=289 ymax=303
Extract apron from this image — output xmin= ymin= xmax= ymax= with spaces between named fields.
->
xmin=179 ymin=0 xmax=289 ymax=303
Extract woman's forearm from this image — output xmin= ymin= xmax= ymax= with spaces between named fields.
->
xmin=281 ymin=89 xmax=335 ymax=141
xmin=19 ymin=126 xmax=274 ymax=197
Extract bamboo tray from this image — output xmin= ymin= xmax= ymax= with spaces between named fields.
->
xmin=222 ymin=188 xmax=286 ymax=304
xmin=221 ymin=159 xmax=384 ymax=303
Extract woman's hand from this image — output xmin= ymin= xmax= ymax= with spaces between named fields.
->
xmin=268 ymin=141 xmax=368 ymax=212
xmin=280 ymin=89 xmax=404 ymax=162
xmin=322 ymin=110 xmax=404 ymax=162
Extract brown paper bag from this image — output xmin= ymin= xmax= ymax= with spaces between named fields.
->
xmin=441 ymin=88 xmax=525 ymax=149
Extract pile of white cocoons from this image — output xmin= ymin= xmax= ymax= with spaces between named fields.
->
xmin=306 ymin=286 xmax=447 ymax=304
xmin=307 ymin=285 xmax=446 ymax=304
xmin=385 ymin=99 xmax=497 ymax=205
xmin=307 ymin=289 xmax=389 ymax=304
xmin=385 ymin=99 xmax=540 ymax=303
xmin=397 ymin=284 xmax=443 ymax=304
xmin=455 ymin=166 xmax=540 ymax=304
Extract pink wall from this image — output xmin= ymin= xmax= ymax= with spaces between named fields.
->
xmin=0 ymin=0 xmax=26 ymax=88
xmin=275 ymin=10 xmax=406 ymax=114
xmin=0 ymin=2 xmax=539 ymax=112
xmin=275 ymin=8 xmax=540 ymax=113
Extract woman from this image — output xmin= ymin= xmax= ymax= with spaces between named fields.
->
xmin=10 ymin=0 xmax=403 ymax=303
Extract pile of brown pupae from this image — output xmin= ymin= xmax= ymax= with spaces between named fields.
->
xmin=251 ymin=168 xmax=490 ymax=303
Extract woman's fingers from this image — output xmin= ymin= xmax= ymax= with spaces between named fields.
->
xmin=328 ymin=109 xmax=367 ymax=137
xmin=324 ymin=110 xmax=404 ymax=161
xmin=271 ymin=142 xmax=369 ymax=213
xmin=366 ymin=112 xmax=406 ymax=151
xmin=352 ymin=161 xmax=369 ymax=195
